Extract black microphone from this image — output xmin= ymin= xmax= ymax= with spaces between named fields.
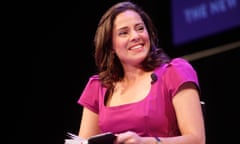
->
xmin=151 ymin=73 xmax=158 ymax=84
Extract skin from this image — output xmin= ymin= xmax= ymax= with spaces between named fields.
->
xmin=112 ymin=10 xmax=150 ymax=69
xmin=79 ymin=10 xmax=205 ymax=144
xmin=107 ymin=10 xmax=152 ymax=106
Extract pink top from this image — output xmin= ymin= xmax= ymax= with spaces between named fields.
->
xmin=77 ymin=58 xmax=199 ymax=137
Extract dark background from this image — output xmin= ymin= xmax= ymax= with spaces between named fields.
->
xmin=30 ymin=1 xmax=239 ymax=144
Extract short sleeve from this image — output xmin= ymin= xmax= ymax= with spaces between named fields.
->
xmin=163 ymin=58 xmax=200 ymax=98
xmin=77 ymin=75 xmax=104 ymax=114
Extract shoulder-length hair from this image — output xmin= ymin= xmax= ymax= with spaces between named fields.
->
xmin=94 ymin=1 xmax=170 ymax=89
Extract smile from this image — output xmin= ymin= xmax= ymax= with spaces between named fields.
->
xmin=128 ymin=44 xmax=143 ymax=50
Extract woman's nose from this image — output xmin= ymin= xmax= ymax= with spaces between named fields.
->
xmin=130 ymin=30 xmax=140 ymax=41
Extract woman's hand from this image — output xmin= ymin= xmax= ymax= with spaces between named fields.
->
xmin=115 ymin=131 xmax=144 ymax=144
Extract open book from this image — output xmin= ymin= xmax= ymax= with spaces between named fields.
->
xmin=65 ymin=132 xmax=116 ymax=144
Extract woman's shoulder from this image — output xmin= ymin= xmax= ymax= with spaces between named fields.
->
xmin=166 ymin=57 xmax=194 ymax=69
xmin=169 ymin=57 xmax=191 ymax=66
xmin=89 ymin=74 xmax=100 ymax=80
xmin=86 ymin=74 xmax=101 ymax=86
xmin=155 ymin=57 xmax=196 ymax=75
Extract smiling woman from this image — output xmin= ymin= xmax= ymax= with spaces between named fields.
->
xmin=73 ymin=1 xmax=206 ymax=144
xmin=112 ymin=10 xmax=150 ymax=65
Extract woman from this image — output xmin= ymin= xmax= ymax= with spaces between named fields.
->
xmin=77 ymin=1 xmax=205 ymax=144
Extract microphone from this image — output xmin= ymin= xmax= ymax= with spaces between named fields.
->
xmin=151 ymin=73 xmax=158 ymax=84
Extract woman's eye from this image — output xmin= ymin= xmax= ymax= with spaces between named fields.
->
xmin=118 ymin=31 xmax=128 ymax=36
xmin=136 ymin=26 xmax=144 ymax=32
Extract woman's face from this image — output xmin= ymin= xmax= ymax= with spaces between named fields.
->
xmin=112 ymin=10 xmax=150 ymax=67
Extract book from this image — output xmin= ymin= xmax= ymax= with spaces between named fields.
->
xmin=65 ymin=132 xmax=116 ymax=144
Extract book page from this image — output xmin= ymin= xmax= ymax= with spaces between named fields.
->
xmin=64 ymin=132 xmax=87 ymax=144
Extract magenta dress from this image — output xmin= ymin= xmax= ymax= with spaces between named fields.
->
xmin=77 ymin=58 xmax=199 ymax=137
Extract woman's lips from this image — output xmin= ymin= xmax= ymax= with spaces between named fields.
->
xmin=128 ymin=44 xmax=143 ymax=50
